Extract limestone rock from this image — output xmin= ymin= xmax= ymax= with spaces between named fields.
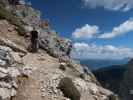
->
xmin=10 ymin=52 xmax=23 ymax=64
xmin=0 ymin=88 xmax=11 ymax=100
xmin=58 ymin=77 xmax=81 ymax=100
xmin=0 ymin=45 xmax=23 ymax=100
xmin=0 ymin=37 xmax=27 ymax=54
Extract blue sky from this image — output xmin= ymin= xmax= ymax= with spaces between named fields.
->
xmin=30 ymin=0 xmax=133 ymax=59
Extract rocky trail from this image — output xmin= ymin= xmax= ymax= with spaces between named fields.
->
xmin=11 ymin=51 xmax=114 ymax=100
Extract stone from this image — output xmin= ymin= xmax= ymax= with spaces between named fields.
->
xmin=11 ymin=81 xmax=18 ymax=89
xmin=58 ymin=77 xmax=81 ymax=100
xmin=22 ymin=66 xmax=33 ymax=76
xmin=0 ymin=67 xmax=8 ymax=74
xmin=83 ymin=66 xmax=92 ymax=75
xmin=0 ymin=72 xmax=7 ymax=78
xmin=10 ymin=51 xmax=23 ymax=64
xmin=79 ymin=73 xmax=86 ymax=79
xmin=0 ymin=59 xmax=7 ymax=66
xmin=0 ymin=46 xmax=12 ymax=52
xmin=0 ymin=82 xmax=12 ymax=89
xmin=11 ymin=88 xmax=17 ymax=97
xmin=0 ymin=88 xmax=10 ymax=100
xmin=0 ymin=47 xmax=11 ymax=66
xmin=59 ymin=63 xmax=66 ymax=71
xmin=8 ymin=67 xmax=21 ymax=78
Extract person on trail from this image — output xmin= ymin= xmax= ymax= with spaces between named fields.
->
xmin=30 ymin=27 xmax=39 ymax=52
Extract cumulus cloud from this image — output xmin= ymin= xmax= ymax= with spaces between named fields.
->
xmin=72 ymin=24 xmax=99 ymax=39
xmin=82 ymin=0 xmax=133 ymax=11
xmin=71 ymin=42 xmax=133 ymax=59
xmin=72 ymin=19 xmax=133 ymax=39
xmin=99 ymin=19 xmax=133 ymax=39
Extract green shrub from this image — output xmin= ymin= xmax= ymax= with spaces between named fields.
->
xmin=58 ymin=77 xmax=81 ymax=100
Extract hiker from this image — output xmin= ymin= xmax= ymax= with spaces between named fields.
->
xmin=29 ymin=27 xmax=39 ymax=52
xmin=66 ymin=42 xmax=72 ymax=57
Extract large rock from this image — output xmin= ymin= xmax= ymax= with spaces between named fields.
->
xmin=58 ymin=77 xmax=81 ymax=100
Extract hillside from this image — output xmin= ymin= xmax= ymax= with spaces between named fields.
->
xmin=0 ymin=0 xmax=118 ymax=100
xmin=119 ymin=59 xmax=133 ymax=100
xmin=94 ymin=59 xmax=133 ymax=100
xmin=93 ymin=65 xmax=127 ymax=93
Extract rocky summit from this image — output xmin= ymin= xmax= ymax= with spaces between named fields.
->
xmin=0 ymin=0 xmax=118 ymax=100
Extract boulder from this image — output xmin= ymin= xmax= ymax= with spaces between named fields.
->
xmin=58 ymin=77 xmax=81 ymax=100
xmin=59 ymin=63 xmax=66 ymax=71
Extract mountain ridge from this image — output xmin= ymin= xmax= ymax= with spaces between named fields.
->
xmin=79 ymin=59 xmax=128 ymax=70
xmin=94 ymin=59 xmax=133 ymax=100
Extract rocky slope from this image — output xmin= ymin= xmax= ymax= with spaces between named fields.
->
xmin=0 ymin=0 xmax=118 ymax=100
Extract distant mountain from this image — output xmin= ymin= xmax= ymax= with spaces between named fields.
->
xmin=93 ymin=59 xmax=133 ymax=100
xmin=79 ymin=58 xmax=129 ymax=70
xmin=119 ymin=59 xmax=133 ymax=100
xmin=93 ymin=65 xmax=127 ymax=93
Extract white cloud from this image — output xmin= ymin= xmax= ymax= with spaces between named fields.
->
xmin=72 ymin=19 xmax=133 ymax=39
xmin=82 ymin=0 xmax=133 ymax=11
xmin=72 ymin=24 xmax=99 ymax=39
xmin=99 ymin=19 xmax=133 ymax=39
xmin=71 ymin=42 xmax=133 ymax=59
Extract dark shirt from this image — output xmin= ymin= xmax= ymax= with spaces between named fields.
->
xmin=31 ymin=31 xmax=38 ymax=41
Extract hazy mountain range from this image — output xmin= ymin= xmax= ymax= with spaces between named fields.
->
xmin=79 ymin=58 xmax=130 ymax=70
xmin=93 ymin=59 xmax=133 ymax=100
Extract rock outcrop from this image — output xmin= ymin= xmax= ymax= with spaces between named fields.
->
xmin=0 ymin=0 xmax=117 ymax=100
xmin=0 ymin=45 xmax=24 ymax=100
